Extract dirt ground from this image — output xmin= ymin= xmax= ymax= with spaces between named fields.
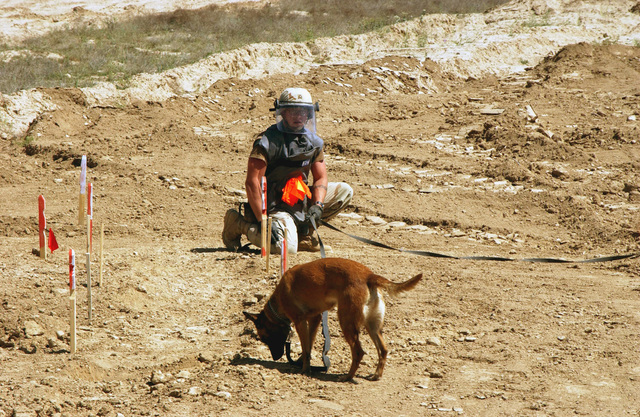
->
xmin=1 ymin=0 xmax=640 ymax=416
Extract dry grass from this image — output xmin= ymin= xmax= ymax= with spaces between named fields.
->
xmin=0 ymin=0 xmax=508 ymax=94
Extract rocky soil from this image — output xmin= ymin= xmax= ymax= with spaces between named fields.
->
xmin=1 ymin=1 xmax=640 ymax=416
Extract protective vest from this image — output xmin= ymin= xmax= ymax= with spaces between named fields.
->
xmin=252 ymin=124 xmax=324 ymax=224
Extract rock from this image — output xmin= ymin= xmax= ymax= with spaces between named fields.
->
xmin=11 ymin=408 xmax=35 ymax=417
xmin=97 ymin=405 xmax=111 ymax=416
xmin=550 ymin=167 xmax=569 ymax=180
xmin=429 ymin=370 xmax=445 ymax=378
xmin=308 ymin=399 xmax=344 ymax=411
xmin=480 ymin=108 xmax=504 ymax=115
xmin=187 ymin=386 xmax=202 ymax=396
xmin=150 ymin=370 xmax=168 ymax=385
xmin=41 ymin=376 xmax=58 ymax=386
xmin=169 ymin=390 xmax=182 ymax=398
xmin=458 ymin=124 xmax=483 ymax=138
xmin=365 ymin=216 xmax=386 ymax=225
xmin=176 ymin=370 xmax=191 ymax=379
xmin=216 ymin=391 xmax=231 ymax=399
xmin=198 ymin=352 xmax=216 ymax=364
xmin=24 ymin=321 xmax=44 ymax=338
xmin=387 ymin=221 xmax=406 ymax=228
xmin=426 ymin=336 xmax=441 ymax=346
xmin=337 ymin=212 xmax=364 ymax=221
xmin=406 ymin=224 xmax=431 ymax=232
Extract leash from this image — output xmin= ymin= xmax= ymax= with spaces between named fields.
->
xmin=311 ymin=217 xmax=332 ymax=371
xmin=320 ymin=221 xmax=640 ymax=264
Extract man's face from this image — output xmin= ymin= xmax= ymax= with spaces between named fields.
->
xmin=281 ymin=107 xmax=309 ymax=131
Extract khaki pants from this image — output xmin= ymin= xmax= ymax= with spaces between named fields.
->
xmin=246 ymin=182 xmax=353 ymax=255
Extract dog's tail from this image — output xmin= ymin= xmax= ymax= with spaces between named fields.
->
xmin=369 ymin=273 xmax=423 ymax=297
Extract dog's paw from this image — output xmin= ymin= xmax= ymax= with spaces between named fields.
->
xmin=337 ymin=374 xmax=355 ymax=383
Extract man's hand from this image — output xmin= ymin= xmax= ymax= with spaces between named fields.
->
xmin=307 ymin=203 xmax=324 ymax=226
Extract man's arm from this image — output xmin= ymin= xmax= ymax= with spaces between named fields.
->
xmin=246 ymin=157 xmax=267 ymax=221
xmin=310 ymin=160 xmax=328 ymax=204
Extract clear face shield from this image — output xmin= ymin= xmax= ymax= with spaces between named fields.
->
xmin=275 ymin=104 xmax=317 ymax=134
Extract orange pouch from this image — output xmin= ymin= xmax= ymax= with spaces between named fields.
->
xmin=281 ymin=176 xmax=311 ymax=206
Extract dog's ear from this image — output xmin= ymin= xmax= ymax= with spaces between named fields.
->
xmin=243 ymin=311 xmax=259 ymax=323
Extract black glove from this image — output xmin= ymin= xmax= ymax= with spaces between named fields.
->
xmin=307 ymin=203 xmax=324 ymax=227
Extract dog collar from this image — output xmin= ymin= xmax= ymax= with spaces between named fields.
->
xmin=267 ymin=299 xmax=291 ymax=326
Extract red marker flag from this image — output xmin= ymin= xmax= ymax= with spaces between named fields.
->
xmin=261 ymin=176 xmax=267 ymax=215
xmin=48 ymin=228 xmax=59 ymax=253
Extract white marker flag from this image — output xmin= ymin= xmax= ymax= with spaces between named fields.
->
xmin=80 ymin=155 xmax=87 ymax=194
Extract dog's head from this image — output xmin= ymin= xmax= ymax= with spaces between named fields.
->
xmin=243 ymin=310 xmax=290 ymax=361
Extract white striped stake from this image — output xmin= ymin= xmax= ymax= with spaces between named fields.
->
xmin=99 ymin=222 xmax=104 ymax=287
xmin=280 ymin=228 xmax=288 ymax=278
xmin=87 ymin=182 xmax=93 ymax=253
xmin=86 ymin=214 xmax=92 ymax=323
xmin=266 ymin=217 xmax=272 ymax=274
xmin=38 ymin=195 xmax=47 ymax=260
xmin=69 ymin=249 xmax=77 ymax=354
xmin=87 ymin=182 xmax=93 ymax=321
xmin=261 ymin=176 xmax=267 ymax=259
xmin=78 ymin=156 xmax=87 ymax=226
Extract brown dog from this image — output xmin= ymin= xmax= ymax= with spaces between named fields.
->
xmin=244 ymin=257 xmax=423 ymax=381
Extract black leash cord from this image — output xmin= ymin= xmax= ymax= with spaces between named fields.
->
xmin=311 ymin=217 xmax=331 ymax=371
xmin=320 ymin=221 xmax=640 ymax=264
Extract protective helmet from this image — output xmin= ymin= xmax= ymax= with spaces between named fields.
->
xmin=272 ymin=87 xmax=320 ymax=134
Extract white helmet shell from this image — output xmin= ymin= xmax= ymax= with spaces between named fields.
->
xmin=279 ymin=87 xmax=313 ymax=107
xmin=274 ymin=87 xmax=319 ymax=134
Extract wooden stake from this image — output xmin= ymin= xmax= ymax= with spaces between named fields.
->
xmin=69 ymin=291 xmax=77 ymax=354
xmin=38 ymin=195 xmax=47 ymax=260
xmin=78 ymin=193 xmax=86 ymax=226
xmin=86 ymin=251 xmax=92 ymax=323
xmin=280 ymin=227 xmax=288 ymax=278
xmin=99 ymin=222 xmax=104 ymax=287
xmin=86 ymin=216 xmax=92 ymax=322
xmin=266 ymin=217 xmax=272 ymax=274
xmin=261 ymin=176 xmax=267 ymax=258
xmin=87 ymin=182 xmax=93 ymax=253
xmin=69 ymin=249 xmax=76 ymax=354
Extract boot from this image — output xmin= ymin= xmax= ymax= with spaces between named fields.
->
xmin=222 ymin=209 xmax=251 ymax=251
xmin=298 ymin=234 xmax=321 ymax=252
